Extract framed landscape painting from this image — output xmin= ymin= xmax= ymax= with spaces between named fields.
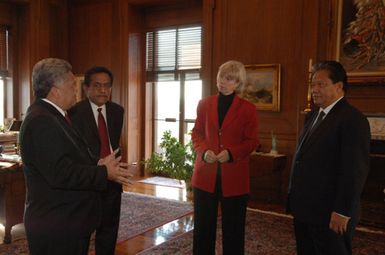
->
xmin=241 ymin=64 xmax=281 ymax=111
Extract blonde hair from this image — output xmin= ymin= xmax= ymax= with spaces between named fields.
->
xmin=217 ymin=60 xmax=246 ymax=94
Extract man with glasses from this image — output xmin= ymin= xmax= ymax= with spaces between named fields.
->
xmin=69 ymin=66 xmax=125 ymax=255
xmin=287 ymin=60 xmax=370 ymax=255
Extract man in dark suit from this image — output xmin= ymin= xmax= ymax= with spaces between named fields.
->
xmin=20 ymin=58 xmax=132 ymax=255
xmin=69 ymin=66 xmax=124 ymax=255
xmin=288 ymin=60 xmax=370 ymax=255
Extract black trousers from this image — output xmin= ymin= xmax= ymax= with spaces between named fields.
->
xmin=193 ymin=180 xmax=248 ymax=255
xmin=27 ymin=230 xmax=91 ymax=255
xmin=293 ymin=218 xmax=356 ymax=255
xmin=95 ymin=186 xmax=122 ymax=255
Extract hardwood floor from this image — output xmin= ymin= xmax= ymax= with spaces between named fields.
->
xmin=116 ymin=177 xmax=194 ymax=255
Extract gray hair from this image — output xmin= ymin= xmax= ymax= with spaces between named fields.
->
xmin=217 ymin=60 xmax=246 ymax=94
xmin=32 ymin=58 xmax=72 ymax=98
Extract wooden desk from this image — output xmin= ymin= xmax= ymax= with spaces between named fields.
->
xmin=248 ymin=152 xmax=287 ymax=205
xmin=0 ymin=162 xmax=25 ymax=243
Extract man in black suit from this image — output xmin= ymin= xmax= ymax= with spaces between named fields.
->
xmin=288 ymin=61 xmax=370 ymax=255
xmin=20 ymin=58 xmax=132 ymax=255
xmin=69 ymin=66 xmax=124 ymax=255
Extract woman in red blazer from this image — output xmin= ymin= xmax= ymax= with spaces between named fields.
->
xmin=191 ymin=60 xmax=259 ymax=254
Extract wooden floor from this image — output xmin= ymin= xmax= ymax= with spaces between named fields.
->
xmin=116 ymin=177 xmax=194 ymax=255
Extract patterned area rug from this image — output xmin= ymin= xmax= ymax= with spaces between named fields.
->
xmin=138 ymin=176 xmax=185 ymax=188
xmin=140 ymin=209 xmax=385 ymax=255
xmin=0 ymin=192 xmax=193 ymax=255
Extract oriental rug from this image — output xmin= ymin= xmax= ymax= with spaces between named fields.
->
xmin=139 ymin=208 xmax=385 ymax=255
xmin=0 ymin=192 xmax=193 ymax=255
xmin=138 ymin=176 xmax=185 ymax=188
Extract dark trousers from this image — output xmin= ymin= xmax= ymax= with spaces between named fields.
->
xmin=95 ymin=186 xmax=122 ymax=255
xmin=27 ymin=231 xmax=91 ymax=255
xmin=293 ymin=218 xmax=356 ymax=255
xmin=193 ymin=186 xmax=248 ymax=255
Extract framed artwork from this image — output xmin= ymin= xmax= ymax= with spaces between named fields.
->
xmin=75 ymin=75 xmax=84 ymax=102
xmin=334 ymin=0 xmax=385 ymax=83
xmin=240 ymin=64 xmax=281 ymax=111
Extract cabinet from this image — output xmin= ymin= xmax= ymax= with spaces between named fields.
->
xmin=248 ymin=153 xmax=287 ymax=205
xmin=360 ymin=154 xmax=385 ymax=228
xmin=0 ymin=162 xmax=25 ymax=243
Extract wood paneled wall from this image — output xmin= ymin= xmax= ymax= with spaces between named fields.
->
xmin=2 ymin=0 xmax=69 ymax=117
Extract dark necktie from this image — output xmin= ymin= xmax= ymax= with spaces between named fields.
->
xmin=297 ymin=110 xmax=325 ymax=150
xmin=64 ymin=112 xmax=71 ymax=125
xmin=97 ymin=108 xmax=111 ymax=158
xmin=309 ymin=110 xmax=325 ymax=135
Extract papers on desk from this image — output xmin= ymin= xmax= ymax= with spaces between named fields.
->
xmin=0 ymin=161 xmax=14 ymax=168
xmin=0 ymin=153 xmax=21 ymax=163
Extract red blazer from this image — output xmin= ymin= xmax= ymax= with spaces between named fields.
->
xmin=191 ymin=94 xmax=259 ymax=196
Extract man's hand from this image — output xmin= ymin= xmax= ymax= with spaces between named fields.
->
xmin=329 ymin=211 xmax=350 ymax=235
xmin=217 ymin=150 xmax=230 ymax=163
xmin=204 ymin=150 xmax=217 ymax=163
xmin=98 ymin=150 xmax=134 ymax=186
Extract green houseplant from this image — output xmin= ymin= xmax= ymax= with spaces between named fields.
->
xmin=143 ymin=130 xmax=196 ymax=189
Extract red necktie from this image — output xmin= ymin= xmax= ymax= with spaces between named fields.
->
xmin=97 ymin=108 xmax=111 ymax=157
xmin=64 ymin=112 xmax=71 ymax=125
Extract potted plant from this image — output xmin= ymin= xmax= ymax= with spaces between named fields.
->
xmin=143 ymin=130 xmax=196 ymax=191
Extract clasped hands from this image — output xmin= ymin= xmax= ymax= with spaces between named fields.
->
xmin=204 ymin=149 xmax=230 ymax=163
xmin=98 ymin=149 xmax=134 ymax=186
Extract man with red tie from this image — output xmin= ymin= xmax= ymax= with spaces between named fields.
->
xmin=69 ymin=66 xmax=125 ymax=255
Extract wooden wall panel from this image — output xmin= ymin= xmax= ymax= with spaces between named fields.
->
xmin=1 ymin=0 xmax=69 ymax=117
xmin=48 ymin=1 xmax=68 ymax=60
xmin=144 ymin=3 xmax=202 ymax=29
xmin=0 ymin=3 xmax=14 ymax=25
xmin=69 ymin=1 xmax=113 ymax=73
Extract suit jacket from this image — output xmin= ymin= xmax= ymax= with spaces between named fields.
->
xmin=191 ymin=94 xmax=259 ymax=197
xmin=69 ymin=100 xmax=124 ymax=192
xmin=20 ymin=99 xmax=108 ymax=238
xmin=288 ymin=98 xmax=370 ymax=225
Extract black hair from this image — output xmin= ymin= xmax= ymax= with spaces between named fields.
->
xmin=312 ymin=60 xmax=348 ymax=92
xmin=83 ymin=66 xmax=113 ymax=87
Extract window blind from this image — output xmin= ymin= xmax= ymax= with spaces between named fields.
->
xmin=146 ymin=26 xmax=202 ymax=76
xmin=0 ymin=25 xmax=8 ymax=76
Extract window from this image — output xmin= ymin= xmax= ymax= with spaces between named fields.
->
xmin=146 ymin=26 xmax=202 ymax=152
xmin=0 ymin=25 xmax=9 ymax=127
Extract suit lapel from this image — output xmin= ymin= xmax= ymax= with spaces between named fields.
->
xmin=37 ymin=100 xmax=90 ymax=157
xmin=295 ymin=111 xmax=317 ymax=155
xmin=209 ymin=96 xmax=219 ymax=130
xmin=299 ymin=99 xmax=346 ymax=153
xmin=84 ymin=101 xmax=100 ymax=141
xmin=106 ymin=102 xmax=114 ymax=139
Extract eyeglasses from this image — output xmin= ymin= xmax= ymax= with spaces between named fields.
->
xmin=90 ymin=82 xmax=112 ymax=90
